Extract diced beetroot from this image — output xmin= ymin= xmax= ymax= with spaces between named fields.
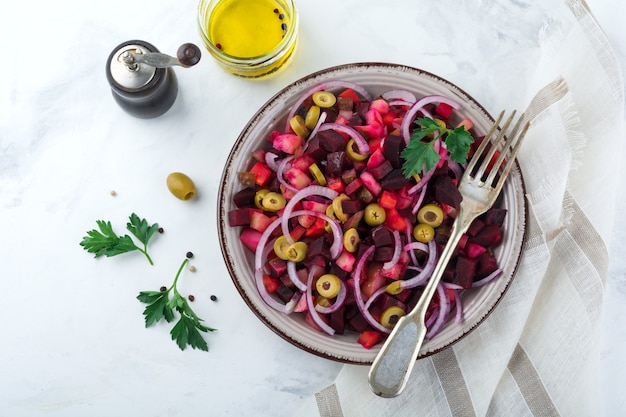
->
xmin=304 ymin=136 xmax=327 ymax=161
xmin=292 ymin=154 xmax=316 ymax=171
xmin=301 ymin=200 xmax=329 ymax=213
xmin=249 ymin=162 xmax=273 ymax=186
xmin=394 ymin=185 xmax=413 ymax=210
xmin=366 ymin=148 xmax=387 ymax=169
xmin=275 ymin=284 xmax=295 ymax=303
xmin=371 ymin=225 xmax=394 ymax=246
xmin=380 ymin=169 xmax=410 ymax=190
xmin=369 ymin=99 xmax=390 ymax=115
xmin=384 ymin=207 xmax=407 ymax=232
xmin=304 ymin=311 xmax=329 ymax=333
xmin=290 ymin=224 xmax=306 ymax=241
xmin=467 ymin=219 xmax=485 ymax=237
xmin=476 ymin=252 xmax=499 ymax=278
xmin=450 ymin=256 xmax=477 ymax=289
xmin=436 ymin=102 xmax=454 ymax=119
xmin=330 ymin=304 xmax=346 ymax=335
xmin=341 ymin=198 xmax=363 ymax=214
xmin=326 ymin=177 xmax=345 ymax=193
xmin=267 ymin=130 xmax=281 ymax=144
xmin=336 ymin=250 xmax=356 ymax=272
xmin=298 ymin=213 xmax=317 ymax=228
xmin=373 ymin=246 xmax=394 ymax=262
xmin=358 ymin=330 xmax=382 ymax=349
xmin=267 ymin=257 xmax=288 ymax=278
xmin=362 ymin=264 xmax=387 ymax=299
xmin=228 ymin=208 xmax=253 ymax=227
xmin=273 ymin=133 xmax=303 ymax=154
xmin=344 ymin=177 xmax=363 ymax=196
xmin=240 ymin=228 xmax=263 ymax=253
xmin=318 ymin=130 xmax=346 ymax=153
xmin=232 ymin=187 xmax=257 ymax=208
xmin=382 ymin=134 xmax=405 ymax=168
xmin=378 ymin=190 xmax=398 ymax=209
xmin=262 ymin=274 xmax=280 ymax=294
xmin=305 ymin=254 xmax=328 ymax=270
xmin=456 ymin=117 xmax=474 ymax=131
xmin=338 ymin=88 xmax=362 ymax=105
xmin=251 ymin=148 xmax=266 ymax=162
xmin=284 ymin=167 xmax=312 ymax=190
xmin=249 ymin=211 xmax=273 ymax=232
xmin=355 ymin=123 xmax=386 ymax=140
xmin=346 ymin=307 xmax=369 ymax=332
xmin=326 ymin=151 xmax=347 ymax=177
xmin=303 ymin=217 xmax=326 ymax=237
xmin=380 ymin=262 xmax=406 ymax=280
xmin=458 ymin=233 xmax=469 ymax=249
xmin=465 ymin=242 xmax=487 ymax=259
xmin=293 ymin=293 xmax=308 ymax=313
xmin=343 ymin=210 xmax=364 ymax=232
xmin=484 ymin=207 xmax=508 ymax=227
xmin=395 ymin=289 xmax=412 ymax=303
xmin=367 ymin=160 xmax=394 ymax=180
xmin=360 ymin=171 xmax=382 ymax=196
xmin=434 ymin=175 xmax=462 ymax=210
xmin=341 ymin=168 xmax=358 ymax=184
xmin=471 ymin=224 xmax=502 ymax=247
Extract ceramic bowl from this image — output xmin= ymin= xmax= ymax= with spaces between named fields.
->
xmin=217 ymin=63 xmax=526 ymax=364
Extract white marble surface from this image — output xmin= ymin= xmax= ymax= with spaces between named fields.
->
xmin=0 ymin=0 xmax=624 ymax=416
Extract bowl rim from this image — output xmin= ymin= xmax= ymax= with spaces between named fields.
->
xmin=217 ymin=62 xmax=528 ymax=364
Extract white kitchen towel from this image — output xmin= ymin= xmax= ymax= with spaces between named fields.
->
xmin=308 ymin=0 xmax=625 ymax=415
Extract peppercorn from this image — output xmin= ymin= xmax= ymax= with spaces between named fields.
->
xmin=210 ymin=295 xmax=218 ymax=302
xmin=186 ymin=251 xmax=194 ymax=259
xmin=160 ymin=286 xmax=167 ymax=292
xmin=188 ymin=294 xmax=195 ymax=302
xmin=158 ymin=227 xmax=164 ymax=233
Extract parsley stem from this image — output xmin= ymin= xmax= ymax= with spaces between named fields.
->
xmin=171 ymin=258 xmax=189 ymax=295
xmin=137 ymin=246 xmax=154 ymax=265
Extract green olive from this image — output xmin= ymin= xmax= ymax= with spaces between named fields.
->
xmin=166 ymin=172 xmax=196 ymax=200
xmin=343 ymin=228 xmax=360 ymax=253
xmin=380 ymin=306 xmax=406 ymax=329
xmin=285 ymin=241 xmax=307 ymax=262
xmin=254 ymin=189 xmax=270 ymax=209
xmin=417 ymin=204 xmax=444 ymax=227
xmin=305 ymin=105 xmax=321 ymax=130
xmin=364 ymin=203 xmax=386 ymax=226
xmin=309 ymin=163 xmax=327 ymax=186
xmin=346 ymin=138 xmax=368 ymax=162
xmin=312 ymin=91 xmax=337 ymax=108
xmin=413 ymin=223 xmax=435 ymax=243
xmin=261 ymin=191 xmax=286 ymax=211
xmin=289 ymin=115 xmax=310 ymax=138
xmin=316 ymin=274 xmax=341 ymax=298
xmin=273 ymin=236 xmax=291 ymax=260
xmin=332 ymin=194 xmax=350 ymax=223
xmin=385 ymin=280 xmax=404 ymax=295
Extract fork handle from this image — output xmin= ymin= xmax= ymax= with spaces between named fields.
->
xmin=368 ymin=211 xmax=474 ymax=397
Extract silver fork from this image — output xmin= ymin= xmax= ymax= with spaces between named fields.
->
xmin=368 ymin=110 xmax=530 ymax=398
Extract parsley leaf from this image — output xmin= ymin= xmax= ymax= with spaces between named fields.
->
xmin=80 ymin=213 xmax=158 ymax=265
xmin=401 ymin=117 xmax=475 ymax=178
xmin=137 ymin=258 xmax=216 ymax=352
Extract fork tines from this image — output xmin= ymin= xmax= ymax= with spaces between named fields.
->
xmin=466 ymin=110 xmax=529 ymax=191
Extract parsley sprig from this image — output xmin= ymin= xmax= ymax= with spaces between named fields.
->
xmin=137 ymin=258 xmax=216 ymax=352
xmin=80 ymin=213 xmax=159 ymax=265
xmin=401 ymin=117 xmax=474 ymax=178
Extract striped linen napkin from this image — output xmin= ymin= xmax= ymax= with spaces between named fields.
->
xmin=307 ymin=0 xmax=625 ymax=415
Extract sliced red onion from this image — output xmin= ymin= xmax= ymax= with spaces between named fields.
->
xmin=382 ymin=89 xmax=417 ymax=103
xmin=364 ymin=285 xmax=387 ymax=311
xmin=317 ymin=123 xmax=370 ymax=154
xmin=287 ymin=261 xmax=308 ymax=292
xmin=281 ymin=185 xmax=338 ymax=243
xmin=305 ymin=268 xmax=335 ymax=335
xmin=411 ymin=182 xmax=428 ymax=214
xmin=306 ymin=111 xmax=327 ymax=143
xmin=285 ymin=81 xmax=372 ymax=131
xmin=383 ymin=230 xmax=402 ymax=270
xmin=472 ymin=268 xmax=503 ymax=287
xmin=452 ymin=288 xmax=463 ymax=324
xmin=314 ymin=280 xmax=347 ymax=314
xmin=401 ymin=239 xmax=437 ymax=289
xmin=388 ymin=99 xmax=414 ymax=108
xmin=277 ymin=155 xmax=299 ymax=194
xmin=405 ymin=222 xmax=419 ymax=266
xmin=353 ymin=245 xmax=390 ymax=334
xmin=408 ymin=166 xmax=435 ymax=194
xmin=400 ymin=95 xmax=461 ymax=144
xmin=426 ymin=282 xmax=448 ymax=339
xmin=265 ymin=151 xmax=280 ymax=171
